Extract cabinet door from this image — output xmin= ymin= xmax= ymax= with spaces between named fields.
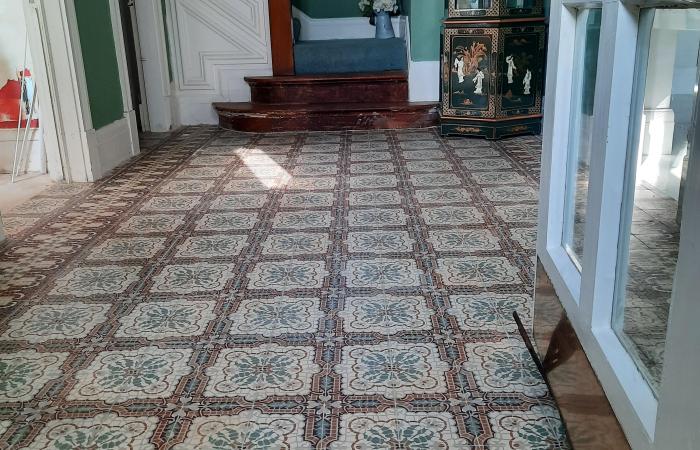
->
xmin=499 ymin=28 xmax=545 ymax=116
xmin=442 ymin=28 xmax=496 ymax=118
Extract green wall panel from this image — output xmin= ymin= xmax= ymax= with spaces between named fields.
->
xmin=74 ymin=0 xmax=123 ymax=130
xmin=406 ymin=0 xmax=443 ymax=62
xmin=292 ymin=0 xmax=363 ymax=18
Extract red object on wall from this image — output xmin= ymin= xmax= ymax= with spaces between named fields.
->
xmin=0 ymin=76 xmax=39 ymax=129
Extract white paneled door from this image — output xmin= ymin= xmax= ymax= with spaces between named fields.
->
xmin=165 ymin=0 xmax=273 ymax=124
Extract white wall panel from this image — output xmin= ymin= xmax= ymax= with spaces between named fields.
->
xmin=166 ymin=0 xmax=272 ymax=124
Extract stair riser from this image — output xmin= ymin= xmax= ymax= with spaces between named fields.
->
xmin=249 ymin=81 xmax=408 ymax=104
xmin=217 ymin=108 xmax=438 ymax=132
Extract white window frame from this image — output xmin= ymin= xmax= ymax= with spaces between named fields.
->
xmin=540 ymin=1 xmax=700 ymax=449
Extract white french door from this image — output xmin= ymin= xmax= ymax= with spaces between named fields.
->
xmin=540 ymin=2 xmax=700 ymax=449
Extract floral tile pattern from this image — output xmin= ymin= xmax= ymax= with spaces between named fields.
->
xmin=118 ymin=214 xmax=185 ymax=234
xmin=150 ymin=263 xmax=236 ymax=294
xmin=141 ymin=195 xmax=202 ymax=212
xmin=28 ymin=414 xmax=158 ymax=450
xmin=347 ymin=208 xmax=406 ymax=227
xmin=488 ymin=406 xmax=568 ymax=450
xmin=87 ymin=237 xmax=166 ymax=260
xmin=348 ymin=190 xmax=402 ymax=206
xmin=67 ymin=347 xmax=193 ymax=403
xmin=51 ymin=265 xmax=141 ymax=297
xmin=204 ymin=344 xmax=318 ymax=400
xmin=175 ymin=410 xmax=310 ymax=450
xmin=421 ymin=206 xmax=484 ymax=225
xmin=436 ymin=257 xmax=521 ymax=287
xmin=0 ymin=127 xmax=568 ymax=448
xmin=210 ymin=193 xmax=268 ymax=210
xmin=195 ymin=212 xmax=258 ymax=231
xmin=0 ymin=350 xmax=68 ymax=402
xmin=261 ymin=233 xmax=330 ymax=256
xmin=228 ymin=296 xmax=322 ymax=337
xmin=247 ymin=260 xmax=328 ymax=291
xmin=448 ymin=294 xmax=532 ymax=332
xmin=332 ymin=410 xmax=470 ymax=449
xmin=175 ymin=235 xmax=248 ymax=258
xmin=428 ymin=229 xmax=501 ymax=252
xmin=116 ymin=300 xmax=216 ymax=339
xmin=463 ymin=338 xmax=548 ymax=397
xmin=338 ymin=342 xmax=449 ymax=398
xmin=339 ymin=295 xmax=432 ymax=334
xmin=347 ymin=231 xmax=414 ymax=253
xmin=2 ymin=303 xmax=110 ymax=342
xmin=343 ymin=259 xmax=423 ymax=288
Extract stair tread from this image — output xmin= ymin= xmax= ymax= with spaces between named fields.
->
xmin=215 ymin=101 xmax=439 ymax=132
xmin=214 ymin=101 xmax=437 ymax=114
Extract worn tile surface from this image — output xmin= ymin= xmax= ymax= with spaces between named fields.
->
xmin=0 ymin=128 xmax=568 ymax=448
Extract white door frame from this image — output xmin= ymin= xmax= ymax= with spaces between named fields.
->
xmin=133 ymin=0 xmax=173 ymax=131
xmin=655 ymin=77 xmax=700 ymax=447
xmin=107 ymin=0 xmax=140 ymax=155
xmin=23 ymin=0 xmax=140 ymax=182
xmin=23 ymin=0 xmax=91 ymax=182
xmin=539 ymin=1 xmax=700 ymax=449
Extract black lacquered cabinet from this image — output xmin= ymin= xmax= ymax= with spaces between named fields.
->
xmin=440 ymin=0 xmax=546 ymax=139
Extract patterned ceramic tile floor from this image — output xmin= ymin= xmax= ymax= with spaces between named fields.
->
xmin=0 ymin=127 xmax=569 ymax=449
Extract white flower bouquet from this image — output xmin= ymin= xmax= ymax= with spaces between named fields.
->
xmin=359 ymin=0 xmax=399 ymax=16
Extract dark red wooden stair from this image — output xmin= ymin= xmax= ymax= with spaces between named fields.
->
xmin=213 ymin=72 xmax=438 ymax=132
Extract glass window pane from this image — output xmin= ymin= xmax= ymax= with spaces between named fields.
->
xmin=506 ymin=0 xmax=534 ymax=9
xmin=562 ymin=8 xmax=602 ymax=267
xmin=455 ymin=0 xmax=492 ymax=10
xmin=614 ymin=9 xmax=700 ymax=393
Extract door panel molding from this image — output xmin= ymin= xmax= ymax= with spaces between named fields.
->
xmin=165 ymin=0 xmax=273 ymax=124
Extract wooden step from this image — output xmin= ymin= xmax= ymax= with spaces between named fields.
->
xmin=245 ymin=72 xmax=408 ymax=105
xmin=213 ymin=101 xmax=439 ymax=132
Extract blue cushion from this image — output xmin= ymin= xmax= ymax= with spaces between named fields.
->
xmin=294 ymin=38 xmax=407 ymax=75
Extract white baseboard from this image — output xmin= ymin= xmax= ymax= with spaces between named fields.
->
xmin=408 ymin=60 xmax=440 ymax=102
xmin=292 ymin=7 xmax=405 ymax=41
xmin=173 ymin=94 xmax=226 ymax=125
xmin=125 ymin=109 xmax=141 ymax=157
xmin=0 ymin=128 xmax=45 ymax=174
xmin=86 ymin=114 xmax=138 ymax=180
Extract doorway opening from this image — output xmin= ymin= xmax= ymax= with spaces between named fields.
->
xmin=0 ymin=0 xmax=60 ymax=215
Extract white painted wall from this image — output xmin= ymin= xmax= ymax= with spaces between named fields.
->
xmin=0 ymin=129 xmax=43 ymax=174
xmin=0 ymin=0 xmax=34 ymax=82
xmin=291 ymin=6 xmax=404 ymax=41
xmin=404 ymin=19 xmax=439 ymax=102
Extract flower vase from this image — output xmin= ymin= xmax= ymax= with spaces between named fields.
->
xmin=374 ymin=11 xmax=395 ymax=39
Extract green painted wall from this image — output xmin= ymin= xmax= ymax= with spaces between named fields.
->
xmin=292 ymin=0 xmax=363 ymax=18
xmin=405 ymin=0 xmax=444 ymax=62
xmin=74 ymin=0 xmax=124 ymax=130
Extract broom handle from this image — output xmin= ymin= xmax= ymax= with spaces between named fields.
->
xmin=11 ymin=34 xmax=29 ymax=183
xmin=15 ymin=86 xmax=38 ymax=180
